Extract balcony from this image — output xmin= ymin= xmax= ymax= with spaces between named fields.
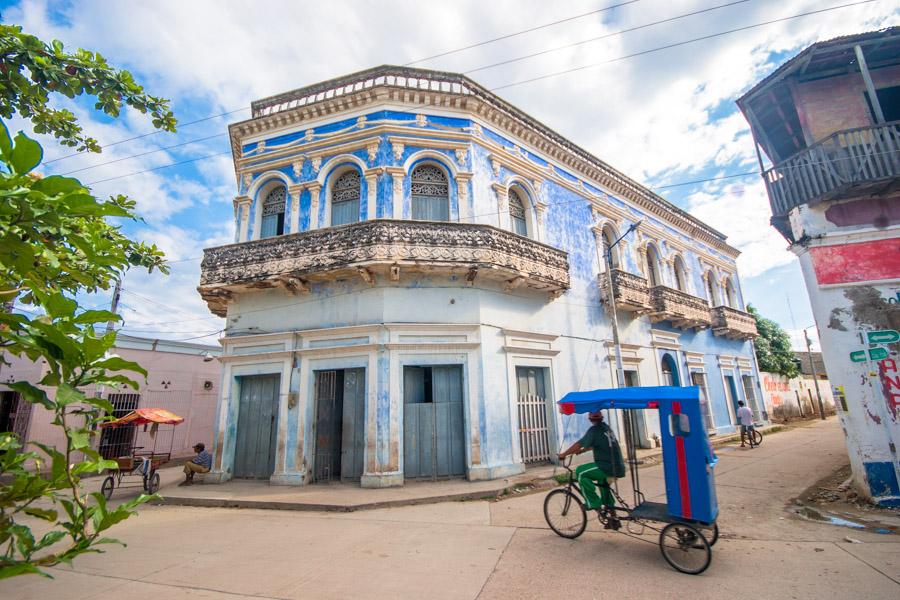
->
xmin=600 ymin=269 xmax=651 ymax=313
xmin=648 ymin=286 xmax=712 ymax=330
xmin=711 ymin=306 xmax=759 ymax=340
xmin=763 ymin=121 xmax=900 ymax=217
xmin=198 ymin=220 xmax=570 ymax=316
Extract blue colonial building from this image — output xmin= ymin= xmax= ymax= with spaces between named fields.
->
xmin=198 ymin=66 xmax=761 ymax=487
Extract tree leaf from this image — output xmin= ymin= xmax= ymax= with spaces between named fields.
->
xmin=23 ymin=507 xmax=58 ymax=521
xmin=10 ymin=131 xmax=43 ymax=174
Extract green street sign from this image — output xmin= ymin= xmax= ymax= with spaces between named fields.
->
xmin=850 ymin=347 xmax=890 ymax=362
xmin=869 ymin=347 xmax=889 ymax=361
xmin=867 ymin=330 xmax=900 ymax=344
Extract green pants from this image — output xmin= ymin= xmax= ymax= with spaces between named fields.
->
xmin=575 ymin=463 xmax=614 ymax=510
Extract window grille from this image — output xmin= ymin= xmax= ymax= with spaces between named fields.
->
xmin=261 ymin=185 xmax=286 ymax=237
xmin=411 ymin=165 xmax=449 ymax=221
xmin=331 ymin=170 xmax=361 ymax=226
xmin=509 ymin=189 xmax=528 ymax=237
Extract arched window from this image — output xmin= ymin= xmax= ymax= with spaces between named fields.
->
xmin=509 ymin=188 xmax=528 ymax=237
xmin=661 ymin=354 xmax=679 ymax=386
xmin=673 ymin=256 xmax=688 ymax=292
xmin=706 ymin=273 xmax=720 ymax=307
xmin=645 ymin=245 xmax=661 ymax=287
xmin=260 ymin=185 xmax=286 ymax=238
xmin=331 ymin=169 xmax=361 ymax=226
xmin=725 ymin=278 xmax=738 ymax=308
xmin=411 ymin=164 xmax=449 ymax=221
xmin=601 ymin=225 xmax=620 ymax=269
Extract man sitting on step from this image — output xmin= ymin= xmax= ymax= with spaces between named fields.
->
xmin=179 ymin=442 xmax=212 ymax=486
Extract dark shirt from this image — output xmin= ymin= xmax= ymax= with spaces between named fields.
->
xmin=192 ymin=450 xmax=212 ymax=470
xmin=577 ymin=423 xmax=626 ymax=477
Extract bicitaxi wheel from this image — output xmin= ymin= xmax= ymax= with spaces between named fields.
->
xmin=659 ymin=522 xmax=711 ymax=575
xmin=101 ymin=475 xmax=115 ymax=500
xmin=543 ymin=489 xmax=587 ymax=539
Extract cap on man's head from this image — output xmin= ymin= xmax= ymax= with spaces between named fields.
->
xmin=193 ymin=442 xmax=205 ymax=451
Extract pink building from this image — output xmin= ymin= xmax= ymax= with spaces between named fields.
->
xmin=0 ymin=334 xmax=221 ymax=464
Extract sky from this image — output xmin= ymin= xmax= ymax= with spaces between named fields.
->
xmin=2 ymin=0 xmax=898 ymax=351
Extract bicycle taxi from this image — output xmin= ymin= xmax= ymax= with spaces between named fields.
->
xmin=98 ymin=408 xmax=184 ymax=499
xmin=544 ymin=385 xmax=719 ymax=574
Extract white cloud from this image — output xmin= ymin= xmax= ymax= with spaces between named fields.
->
xmin=6 ymin=0 xmax=898 ymax=341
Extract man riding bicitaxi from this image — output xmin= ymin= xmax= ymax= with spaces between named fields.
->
xmin=558 ymin=410 xmax=626 ymax=529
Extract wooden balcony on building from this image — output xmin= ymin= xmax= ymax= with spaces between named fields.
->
xmin=711 ymin=306 xmax=759 ymax=340
xmin=198 ymin=219 xmax=570 ymax=316
xmin=600 ymin=269 xmax=651 ymax=313
xmin=648 ymin=286 xmax=712 ymax=330
xmin=763 ymin=120 xmax=900 ymax=217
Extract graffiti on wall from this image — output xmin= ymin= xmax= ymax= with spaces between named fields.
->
xmin=878 ymin=358 xmax=900 ymax=421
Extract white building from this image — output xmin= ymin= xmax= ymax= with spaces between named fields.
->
xmin=199 ymin=66 xmax=761 ymax=487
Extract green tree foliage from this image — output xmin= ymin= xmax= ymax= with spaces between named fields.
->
xmin=748 ymin=305 xmax=799 ymax=378
xmin=0 ymin=24 xmax=176 ymax=152
xmin=0 ymin=26 xmax=175 ymax=579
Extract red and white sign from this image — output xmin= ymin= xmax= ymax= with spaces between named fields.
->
xmin=810 ymin=238 xmax=900 ymax=285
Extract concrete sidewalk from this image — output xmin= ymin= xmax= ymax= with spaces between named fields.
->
xmin=156 ymin=424 xmax=784 ymax=512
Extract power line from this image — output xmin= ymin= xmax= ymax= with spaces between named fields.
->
xmin=84 ymin=149 xmax=233 ymax=185
xmin=77 ymin=1 xmax=873 ymax=188
xmin=491 ymin=0 xmax=878 ymax=91
xmin=465 ymin=0 xmax=752 ymax=74
xmin=59 ymin=132 xmax=228 ymax=176
xmin=404 ymin=0 xmax=639 ymax=66
xmin=44 ymin=107 xmax=249 ymax=165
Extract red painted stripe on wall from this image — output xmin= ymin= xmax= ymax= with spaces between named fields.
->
xmin=810 ymin=238 xmax=900 ymax=285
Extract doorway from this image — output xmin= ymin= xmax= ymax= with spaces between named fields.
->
xmin=403 ymin=365 xmax=465 ymax=479
xmin=515 ymin=366 xmax=553 ymax=464
xmin=624 ymin=370 xmax=651 ymax=449
xmin=724 ymin=374 xmax=740 ymax=424
xmin=313 ymin=368 xmax=366 ymax=482
xmin=0 ymin=391 xmax=31 ymax=442
xmin=98 ymin=393 xmax=140 ymax=459
xmin=233 ymin=374 xmax=280 ymax=479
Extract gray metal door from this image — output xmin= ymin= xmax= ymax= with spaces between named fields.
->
xmin=314 ymin=370 xmax=342 ymax=482
xmin=234 ymin=374 xmax=280 ymax=479
xmin=341 ymin=368 xmax=366 ymax=480
xmin=515 ymin=367 xmax=552 ymax=464
xmin=403 ymin=366 xmax=465 ymax=479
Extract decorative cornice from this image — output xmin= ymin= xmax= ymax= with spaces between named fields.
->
xmin=227 ymin=66 xmax=738 ymax=258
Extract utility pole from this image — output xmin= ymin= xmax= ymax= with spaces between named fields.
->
xmin=106 ymin=279 xmax=121 ymax=334
xmin=804 ymin=328 xmax=826 ymax=420
xmin=597 ymin=220 xmax=640 ymax=504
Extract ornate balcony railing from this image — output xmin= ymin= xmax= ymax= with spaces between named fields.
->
xmin=763 ymin=120 xmax=900 ymax=217
xmin=198 ymin=219 xmax=570 ymax=316
xmin=600 ymin=269 xmax=651 ymax=313
xmin=711 ymin=306 xmax=759 ymax=340
xmin=648 ymin=286 xmax=712 ymax=330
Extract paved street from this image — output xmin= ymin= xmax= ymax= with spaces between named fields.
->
xmin=3 ymin=418 xmax=898 ymax=599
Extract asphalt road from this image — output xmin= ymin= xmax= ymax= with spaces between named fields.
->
xmin=3 ymin=418 xmax=898 ymax=599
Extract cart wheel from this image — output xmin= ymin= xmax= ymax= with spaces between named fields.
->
xmin=752 ymin=429 xmax=763 ymax=447
xmin=543 ymin=489 xmax=587 ymax=539
xmin=101 ymin=476 xmax=115 ymax=500
xmin=701 ymin=522 xmax=719 ymax=547
xmin=144 ymin=471 xmax=161 ymax=494
xmin=659 ymin=522 xmax=711 ymax=575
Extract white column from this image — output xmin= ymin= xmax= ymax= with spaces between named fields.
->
xmin=492 ymin=183 xmax=509 ymax=230
xmin=308 ymin=183 xmax=322 ymax=229
xmin=288 ymin=185 xmax=302 ymax=234
xmin=387 ymin=167 xmax=405 ymax=219
xmin=235 ymin=196 xmax=251 ymax=242
xmin=364 ymin=168 xmax=381 ymax=220
xmin=455 ymin=174 xmax=472 ymax=222
xmin=534 ymin=201 xmax=548 ymax=242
